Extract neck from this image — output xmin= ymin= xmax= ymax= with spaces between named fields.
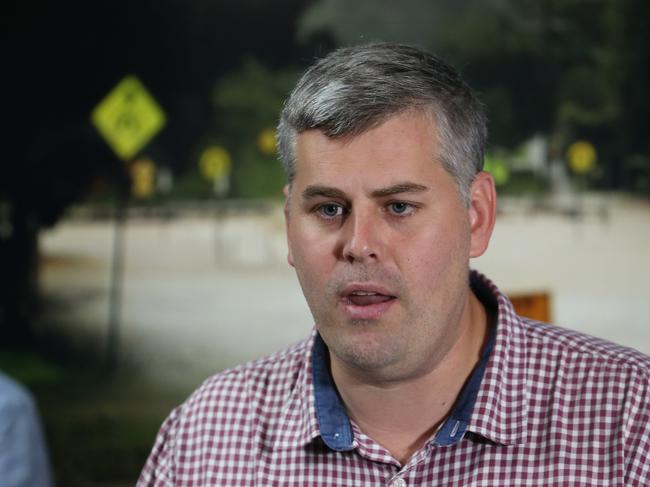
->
xmin=329 ymin=291 xmax=490 ymax=465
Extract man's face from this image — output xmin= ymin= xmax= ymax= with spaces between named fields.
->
xmin=285 ymin=111 xmax=492 ymax=381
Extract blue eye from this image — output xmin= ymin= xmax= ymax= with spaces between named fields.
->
xmin=388 ymin=202 xmax=412 ymax=215
xmin=318 ymin=203 xmax=345 ymax=218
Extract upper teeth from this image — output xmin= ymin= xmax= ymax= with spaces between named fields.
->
xmin=352 ymin=291 xmax=376 ymax=295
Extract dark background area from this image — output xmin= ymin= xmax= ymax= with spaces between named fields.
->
xmin=2 ymin=0 xmax=319 ymax=342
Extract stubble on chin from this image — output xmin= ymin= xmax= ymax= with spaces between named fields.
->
xmin=311 ymin=268 xmax=409 ymax=373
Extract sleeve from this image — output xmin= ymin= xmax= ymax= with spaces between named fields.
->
xmin=623 ymin=373 xmax=650 ymax=486
xmin=136 ymin=407 xmax=180 ymax=487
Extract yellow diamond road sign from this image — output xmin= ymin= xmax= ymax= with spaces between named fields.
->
xmin=91 ymin=76 xmax=166 ymax=161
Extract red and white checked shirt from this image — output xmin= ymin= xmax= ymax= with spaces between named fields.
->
xmin=138 ymin=271 xmax=650 ymax=486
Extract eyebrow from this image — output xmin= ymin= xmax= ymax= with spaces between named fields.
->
xmin=301 ymin=185 xmax=347 ymax=200
xmin=370 ymin=182 xmax=429 ymax=198
xmin=301 ymin=182 xmax=429 ymax=201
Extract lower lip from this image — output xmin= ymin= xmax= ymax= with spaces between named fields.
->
xmin=340 ymin=298 xmax=396 ymax=320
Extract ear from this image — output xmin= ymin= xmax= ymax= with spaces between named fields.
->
xmin=283 ymin=184 xmax=295 ymax=267
xmin=468 ymin=171 xmax=497 ymax=258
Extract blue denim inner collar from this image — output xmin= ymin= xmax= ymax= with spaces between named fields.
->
xmin=432 ymin=318 xmax=496 ymax=445
xmin=312 ymin=333 xmax=355 ymax=451
xmin=312 ymin=274 xmax=498 ymax=451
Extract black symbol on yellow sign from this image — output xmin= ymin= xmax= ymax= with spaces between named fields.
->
xmin=91 ymin=76 xmax=166 ymax=161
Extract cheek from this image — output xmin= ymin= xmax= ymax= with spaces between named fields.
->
xmin=288 ymin=225 xmax=336 ymax=278
xmin=401 ymin=225 xmax=470 ymax=287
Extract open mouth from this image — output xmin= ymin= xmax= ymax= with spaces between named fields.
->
xmin=339 ymin=285 xmax=397 ymax=320
xmin=344 ymin=291 xmax=395 ymax=306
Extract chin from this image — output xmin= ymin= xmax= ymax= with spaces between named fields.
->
xmin=329 ymin=331 xmax=403 ymax=371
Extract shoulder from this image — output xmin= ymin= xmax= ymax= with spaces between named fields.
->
xmin=0 ymin=373 xmax=52 ymax=487
xmin=475 ymin=269 xmax=650 ymax=378
xmin=149 ymin=336 xmax=312 ymax=447
xmin=515 ymin=317 xmax=650 ymax=437
xmin=518 ymin=321 xmax=650 ymax=481
xmin=137 ymin=337 xmax=314 ymax=486
xmin=180 ymin=336 xmax=311 ymax=417
xmin=0 ymin=373 xmax=37 ymax=422
xmin=520 ymin=317 xmax=650 ymax=379
xmin=0 ymin=373 xmax=33 ymax=404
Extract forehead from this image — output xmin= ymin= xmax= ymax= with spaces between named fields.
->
xmin=293 ymin=111 xmax=443 ymax=187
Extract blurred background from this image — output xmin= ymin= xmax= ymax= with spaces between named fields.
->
xmin=2 ymin=0 xmax=649 ymax=485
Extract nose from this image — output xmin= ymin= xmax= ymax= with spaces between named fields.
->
xmin=340 ymin=207 xmax=383 ymax=263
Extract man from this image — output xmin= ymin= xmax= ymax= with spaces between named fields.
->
xmin=138 ymin=44 xmax=650 ymax=486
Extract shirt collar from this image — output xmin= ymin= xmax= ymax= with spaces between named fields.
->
xmin=272 ymin=330 xmax=322 ymax=450
xmin=467 ymin=270 xmax=530 ymax=446
xmin=432 ymin=297 xmax=497 ymax=446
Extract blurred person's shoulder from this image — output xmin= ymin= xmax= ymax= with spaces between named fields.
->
xmin=0 ymin=372 xmax=53 ymax=487
xmin=0 ymin=372 xmax=36 ymax=416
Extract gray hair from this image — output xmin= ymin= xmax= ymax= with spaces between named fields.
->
xmin=276 ymin=43 xmax=487 ymax=204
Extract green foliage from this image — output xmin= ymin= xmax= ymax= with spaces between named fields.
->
xmin=298 ymin=0 xmax=442 ymax=47
xmin=558 ymin=65 xmax=619 ymax=127
xmin=208 ymin=59 xmax=299 ymax=199
xmin=297 ymin=0 xmax=648 ymax=193
xmin=485 ymin=146 xmax=549 ymax=196
xmin=170 ymin=170 xmax=216 ymax=200
xmin=0 ymin=348 xmax=64 ymax=385
xmin=498 ymin=170 xmax=550 ymax=196
xmin=230 ymin=145 xmax=286 ymax=199
xmin=623 ymin=155 xmax=650 ymax=195
xmin=214 ymin=59 xmax=297 ymax=136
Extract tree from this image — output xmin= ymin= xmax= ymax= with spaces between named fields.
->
xmin=296 ymin=0 xmax=648 ymax=190
xmin=209 ymin=60 xmax=299 ymax=198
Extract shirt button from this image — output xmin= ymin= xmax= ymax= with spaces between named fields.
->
xmin=392 ymin=478 xmax=407 ymax=487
